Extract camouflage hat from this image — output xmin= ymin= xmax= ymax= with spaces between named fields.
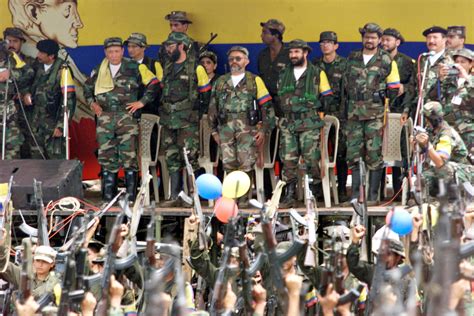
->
xmin=388 ymin=239 xmax=405 ymax=258
xmin=359 ymin=23 xmax=383 ymax=36
xmin=422 ymin=26 xmax=447 ymax=37
xmin=423 ymin=101 xmax=444 ymax=117
xmin=3 ymin=27 xmax=26 ymax=41
xmin=383 ymin=28 xmax=405 ymax=44
xmin=260 ymin=19 xmax=285 ymax=35
xmin=447 ymin=25 xmax=466 ymax=38
xmin=288 ymin=39 xmax=312 ymax=52
xmin=230 ymin=246 xmax=240 ymax=258
xmin=124 ymin=33 xmax=148 ymax=47
xmin=319 ymin=31 xmax=338 ymax=43
xmin=104 ymin=37 xmax=123 ymax=48
xmin=164 ymin=32 xmax=191 ymax=47
xmin=227 ymin=45 xmax=249 ymax=57
xmin=34 ymin=245 xmax=57 ymax=263
xmin=276 ymin=241 xmax=292 ymax=255
xmin=165 ymin=11 xmax=192 ymax=24
xmin=199 ymin=50 xmax=217 ymax=64
xmin=453 ymin=48 xmax=473 ymax=61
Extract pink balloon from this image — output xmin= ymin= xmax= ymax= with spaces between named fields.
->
xmin=214 ymin=197 xmax=238 ymax=223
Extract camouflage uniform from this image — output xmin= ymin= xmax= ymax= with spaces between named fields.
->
xmin=343 ymin=23 xmax=401 ymax=201
xmin=0 ymin=49 xmax=33 ymax=159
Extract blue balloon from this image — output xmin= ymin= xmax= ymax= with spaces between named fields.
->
xmin=390 ymin=208 xmax=413 ymax=236
xmin=196 ymin=173 xmax=222 ymax=200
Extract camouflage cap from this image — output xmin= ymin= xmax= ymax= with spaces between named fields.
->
xmin=3 ymin=27 xmax=26 ymax=41
xmin=288 ymin=39 xmax=312 ymax=52
xmin=164 ymin=32 xmax=191 ymax=47
xmin=124 ymin=33 xmax=148 ymax=47
xmin=453 ymin=48 xmax=473 ymax=61
xmin=227 ymin=45 xmax=249 ymax=57
xmin=423 ymin=101 xmax=444 ymax=117
xmin=199 ymin=50 xmax=217 ymax=64
xmin=388 ymin=239 xmax=405 ymax=258
xmin=359 ymin=23 xmax=383 ymax=36
xmin=319 ymin=31 xmax=338 ymax=43
xmin=447 ymin=25 xmax=466 ymax=38
xmin=165 ymin=11 xmax=192 ymax=24
xmin=383 ymin=28 xmax=405 ymax=44
xmin=422 ymin=26 xmax=447 ymax=37
xmin=260 ymin=19 xmax=285 ymax=35
xmin=104 ymin=37 xmax=123 ymax=48
xmin=34 ymin=245 xmax=57 ymax=263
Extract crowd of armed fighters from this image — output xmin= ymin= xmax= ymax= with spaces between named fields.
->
xmin=0 ymin=8 xmax=473 ymax=316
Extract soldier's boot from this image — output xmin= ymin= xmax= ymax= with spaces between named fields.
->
xmin=280 ymin=181 xmax=297 ymax=208
xmin=125 ymin=170 xmax=138 ymax=203
xmin=160 ymin=171 xmax=182 ymax=208
xmin=342 ymin=168 xmax=360 ymax=207
xmin=367 ymin=168 xmax=384 ymax=206
xmin=102 ymin=170 xmax=118 ymax=202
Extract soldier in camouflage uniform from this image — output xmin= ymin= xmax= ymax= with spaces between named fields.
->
xmin=414 ymin=101 xmax=473 ymax=197
xmin=84 ymin=37 xmax=159 ymax=202
xmin=381 ymin=28 xmax=416 ymax=199
xmin=313 ymin=31 xmax=349 ymax=202
xmin=343 ymin=23 xmax=401 ymax=205
xmin=0 ymin=41 xmax=33 ymax=159
xmin=446 ymin=26 xmax=466 ymax=51
xmin=23 ymin=39 xmax=76 ymax=160
xmin=208 ymin=46 xmax=273 ymax=206
xmin=275 ymin=39 xmax=333 ymax=208
xmin=159 ymin=32 xmax=211 ymax=207
xmin=438 ymin=48 xmax=473 ymax=164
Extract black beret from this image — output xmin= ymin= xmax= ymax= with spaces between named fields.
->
xmin=36 ymin=39 xmax=59 ymax=56
xmin=422 ymin=26 xmax=447 ymax=37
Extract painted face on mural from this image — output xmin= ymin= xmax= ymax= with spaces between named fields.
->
xmin=8 ymin=0 xmax=83 ymax=48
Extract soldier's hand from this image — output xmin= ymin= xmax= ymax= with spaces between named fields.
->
xmin=0 ymin=69 xmax=10 ymax=83
xmin=53 ymin=128 xmax=63 ymax=138
xmin=188 ymin=214 xmax=199 ymax=225
xmin=415 ymin=132 xmax=429 ymax=148
xmin=438 ymin=64 xmax=449 ymax=81
xmin=212 ymin=132 xmax=221 ymax=145
xmin=285 ymin=272 xmax=303 ymax=295
xmin=252 ymin=282 xmax=267 ymax=315
xmin=412 ymin=212 xmax=423 ymax=230
xmin=222 ymin=282 xmax=237 ymax=311
xmin=119 ymin=223 xmax=129 ymax=238
xmin=109 ymin=274 xmax=124 ymax=308
xmin=397 ymin=84 xmax=405 ymax=96
xmin=126 ymin=101 xmax=144 ymax=114
xmin=80 ymin=292 xmax=97 ymax=316
xmin=90 ymin=102 xmax=102 ymax=117
xmin=255 ymin=131 xmax=265 ymax=147
xmin=23 ymin=93 xmax=33 ymax=106
xmin=15 ymin=296 xmax=40 ymax=316
xmin=449 ymin=278 xmax=470 ymax=310
xmin=400 ymin=112 xmax=409 ymax=125
xmin=456 ymin=63 xmax=470 ymax=81
xmin=351 ymin=225 xmax=366 ymax=244
xmin=317 ymin=283 xmax=339 ymax=315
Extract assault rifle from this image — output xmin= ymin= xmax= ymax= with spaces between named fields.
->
xmin=33 ymin=179 xmax=49 ymax=246
xmin=199 ymin=33 xmax=218 ymax=54
xmin=303 ymin=174 xmax=318 ymax=267
xmin=350 ymin=159 xmax=369 ymax=261
xmin=19 ymin=238 xmax=33 ymax=303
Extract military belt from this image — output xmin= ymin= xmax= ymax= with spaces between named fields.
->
xmin=282 ymin=111 xmax=315 ymax=120
xmin=162 ymin=100 xmax=193 ymax=113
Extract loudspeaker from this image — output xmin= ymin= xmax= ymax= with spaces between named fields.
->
xmin=0 ymin=159 xmax=83 ymax=209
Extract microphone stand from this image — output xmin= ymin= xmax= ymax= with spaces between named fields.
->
xmin=2 ymin=57 xmax=11 ymax=160
xmin=61 ymin=53 xmax=70 ymax=160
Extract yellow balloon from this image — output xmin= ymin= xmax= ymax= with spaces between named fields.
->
xmin=222 ymin=171 xmax=251 ymax=198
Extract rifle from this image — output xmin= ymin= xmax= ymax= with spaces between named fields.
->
xmin=303 ymin=174 xmax=318 ymax=267
xmin=144 ymin=254 xmax=175 ymax=316
xmin=181 ymin=147 xmax=207 ymax=250
xmin=33 ymin=179 xmax=49 ymax=246
xmin=350 ymin=159 xmax=369 ymax=261
xmin=319 ymin=236 xmax=345 ymax=296
xmin=199 ymin=33 xmax=218 ymax=54
xmin=57 ymin=250 xmax=75 ymax=315
xmin=0 ymin=168 xmax=16 ymax=242
xmin=19 ymin=238 xmax=33 ymax=303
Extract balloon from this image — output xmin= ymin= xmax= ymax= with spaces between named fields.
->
xmin=214 ymin=197 xmax=238 ymax=223
xmin=196 ymin=173 xmax=222 ymax=200
xmin=387 ymin=208 xmax=413 ymax=236
xmin=222 ymin=171 xmax=251 ymax=198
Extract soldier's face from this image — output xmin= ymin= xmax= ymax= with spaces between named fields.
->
xmin=228 ymin=52 xmax=248 ymax=73
xmin=200 ymin=57 xmax=217 ymax=75
xmin=381 ymin=35 xmax=399 ymax=53
xmin=454 ymin=56 xmax=472 ymax=74
xmin=426 ymin=33 xmax=446 ymax=53
xmin=170 ymin=21 xmax=188 ymax=33
xmin=127 ymin=43 xmax=145 ymax=60
xmin=319 ymin=40 xmax=338 ymax=55
xmin=33 ymin=259 xmax=54 ymax=276
xmin=362 ymin=32 xmax=380 ymax=51
xmin=36 ymin=51 xmax=55 ymax=65
xmin=105 ymin=46 xmax=124 ymax=65
xmin=261 ymin=27 xmax=274 ymax=45
xmin=289 ymin=48 xmax=307 ymax=66
xmin=5 ymin=36 xmax=22 ymax=54
xmin=447 ymin=35 xmax=465 ymax=50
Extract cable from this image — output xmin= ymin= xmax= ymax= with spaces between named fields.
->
xmin=379 ymin=186 xmax=404 ymax=207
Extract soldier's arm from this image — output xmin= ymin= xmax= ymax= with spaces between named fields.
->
xmin=138 ymin=64 xmax=160 ymax=105
xmin=0 ymin=245 xmax=21 ymax=289
xmin=10 ymin=54 xmax=35 ymax=94
xmin=386 ymin=60 xmax=402 ymax=102
xmin=346 ymin=243 xmax=374 ymax=287
xmin=255 ymin=76 xmax=273 ymax=132
xmin=401 ymin=59 xmax=417 ymax=115
xmin=84 ymin=67 xmax=99 ymax=106
xmin=196 ymin=65 xmax=212 ymax=114
xmin=318 ymin=70 xmax=334 ymax=113
xmin=189 ymin=239 xmax=218 ymax=287
xmin=208 ymin=85 xmax=219 ymax=134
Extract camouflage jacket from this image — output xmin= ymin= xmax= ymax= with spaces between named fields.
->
xmin=343 ymin=48 xmax=400 ymax=120
xmin=257 ymin=45 xmax=290 ymax=97
xmin=0 ymin=52 xmax=34 ymax=110
xmin=208 ymin=71 xmax=273 ymax=133
xmin=392 ymin=52 xmax=416 ymax=114
xmin=313 ymin=54 xmax=347 ymax=118
xmin=441 ymin=75 xmax=473 ymax=134
xmin=418 ymin=50 xmax=454 ymax=103
xmin=427 ymin=120 xmax=468 ymax=164
xmin=276 ymin=63 xmax=333 ymax=131
xmin=85 ymin=57 xmax=158 ymax=112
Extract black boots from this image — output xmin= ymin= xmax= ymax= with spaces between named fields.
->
xmin=160 ymin=171 xmax=183 ymax=207
xmin=125 ymin=170 xmax=138 ymax=202
xmin=367 ymin=168 xmax=384 ymax=206
xmin=280 ymin=181 xmax=297 ymax=208
xmin=102 ymin=170 xmax=118 ymax=202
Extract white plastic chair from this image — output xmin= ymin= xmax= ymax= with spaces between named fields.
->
xmin=320 ymin=115 xmax=340 ymax=208
xmin=198 ymin=115 xmax=220 ymax=206
xmin=139 ymin=114 xmax=161 ymax=205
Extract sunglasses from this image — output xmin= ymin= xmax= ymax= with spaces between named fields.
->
xmin=228 ymin=56 xmax=244 ymax=62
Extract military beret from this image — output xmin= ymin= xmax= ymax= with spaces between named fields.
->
xmin=124 ymin=33 xmax=148 ymax=47
xmin=3 ymin=27 xmax=26 ymax=41
xmin=388 ymin=239 xmax=405 ymax=258
xmin=447 ymin=25 xmax=466 ymax=38
xmin=359 ymin=23 xmax=383 ymax=36
xmin=227 ymin=45 xmax=249 ymax=57
xmin=423 ymin=101 xmax=444 ymax=117
xmin=36 ymin=39 xmax=59 ymax=56
xmin=319 ymin=31 xmax=338 ymax=43
xmin=383 ymin=28 xmax=405 ymax=44
xmin=422 ymin=26 xmax=447 ymax=37
xmin=165 ymin=11 xmax=192 ymax=24
xmin=199 ymin=50 xmax=217 ymax=64
xmin=164 ymin=32 xmax=191 ymax=47
xmin=288 ymin=39 xmax=312 ymax=52
xmin=260 ymin=19 xmax=285 ymax=35
xmin=453 ymin=48 xmax=473 ymax=61
xmin=104 ymin=37 xmax=123 ymax=48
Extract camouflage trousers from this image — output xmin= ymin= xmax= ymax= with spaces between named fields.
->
xmin=424 ymin=161 xmax=474 ymax=196
xmin=96 ymin=112 xmax=138 ymax=173
xmin=218 ymin=119 xmax=257 ymax=173
xmin=459 ymin=129 xmax=473 ymax=163
xmin=161 ymin=124 xmax=199 ymax=174
xmin=279 ymin=126 xmax=321 ymax=183
xmin=0 ymin=101 xmax=23 ymax=159
xmin=30 ymin=116 xmax=65 ymax=160
xmin=346 ymin=118 xmax=384 ymax=170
